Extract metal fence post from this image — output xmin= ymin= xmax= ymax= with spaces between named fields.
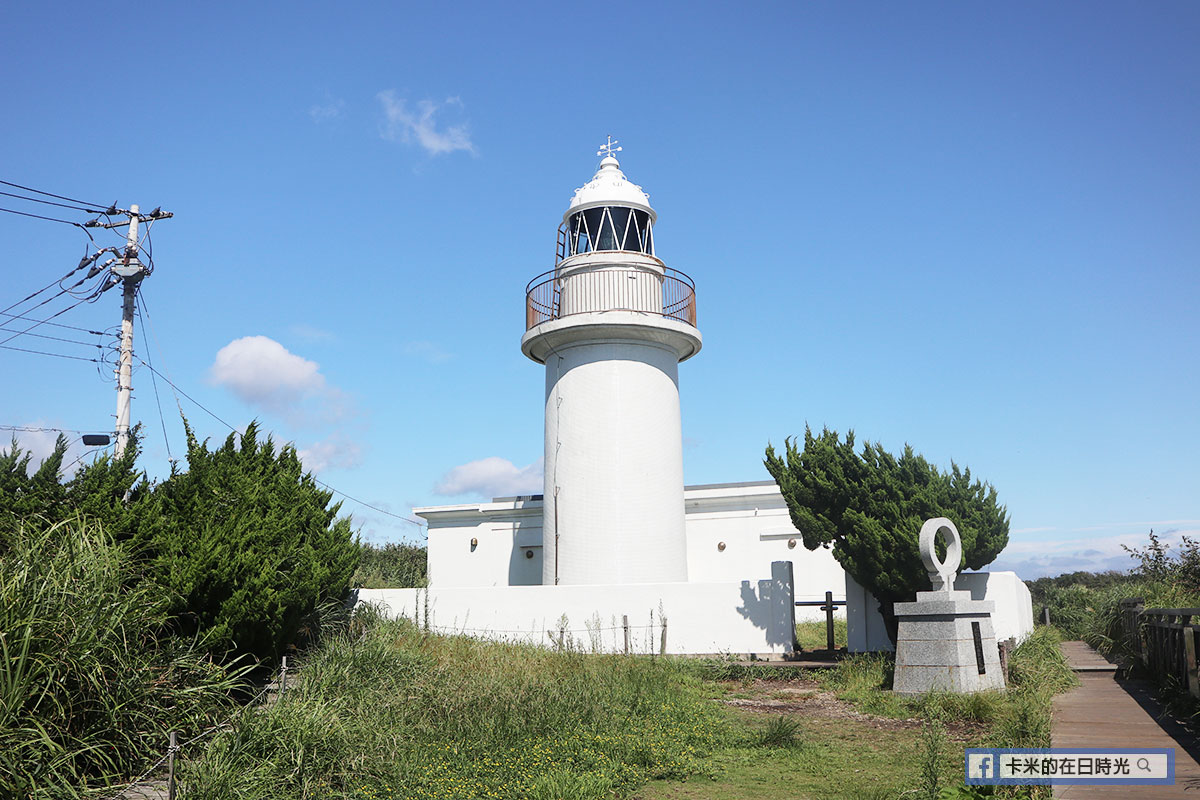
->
xmin=280 ymin=655 xmax=288 ymax=696
xmin=622 ymin=614 xmax=630 ymax=655
xmin=167 ymin=730 xmax=178 ymax=800
xmin=823 ymin=590 xmax=836 ymax=651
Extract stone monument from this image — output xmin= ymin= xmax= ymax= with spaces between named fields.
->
xmin=893 ymin=517 xmax=1005 ymax=695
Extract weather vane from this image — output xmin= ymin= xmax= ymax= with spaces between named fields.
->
xmin=596 ymin=135 xmax=622 ymax=158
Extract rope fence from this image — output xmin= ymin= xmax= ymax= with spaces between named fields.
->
xmin=103 ymin=657 xmax=290 ymax=800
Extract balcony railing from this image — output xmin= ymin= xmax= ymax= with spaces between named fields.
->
xmin=525 ymin=264 xmax=697 ymax=330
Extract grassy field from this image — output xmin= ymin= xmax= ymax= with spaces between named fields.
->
xmin=180 ymin=613 xmax=1074 ymax=800
xmin=795 ymin=618 xmax=848 ymax=651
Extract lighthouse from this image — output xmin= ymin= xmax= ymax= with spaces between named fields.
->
xmin=521 ymin=139 xmax=702 ymax=586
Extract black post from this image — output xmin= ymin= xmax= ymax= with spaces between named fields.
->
xmin=825 ymin=590 xmax=835 ymax=651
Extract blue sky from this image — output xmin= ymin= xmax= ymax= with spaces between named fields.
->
xmin=1 ymin=2 xmax=1196 ymax=579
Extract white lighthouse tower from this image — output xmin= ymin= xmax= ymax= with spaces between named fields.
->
xmin=521 ymin=139 xmax=702 ymax=586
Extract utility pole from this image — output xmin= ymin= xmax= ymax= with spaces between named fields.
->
xmin=91 ymin=202 xmax=171 ymax=458
xmin=112 ymin=205 xmax=143 ymax=459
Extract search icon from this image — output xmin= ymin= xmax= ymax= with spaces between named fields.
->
xmin=1137 ymin=757 xmax=1151 ymax=771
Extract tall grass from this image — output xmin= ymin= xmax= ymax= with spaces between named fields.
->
xmin=0 ymin=519 xmax=244 ymax=798
xmin=810 ymin=626 xmax=1075 ymax=752
xmin=353 ymin=542 xmax=427 ymax=589
xmin=181 ymin=609 xmax=726 ymax=799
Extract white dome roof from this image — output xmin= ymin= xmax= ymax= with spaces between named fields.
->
xmin=564 ymin=156 xmax=656 ymax=222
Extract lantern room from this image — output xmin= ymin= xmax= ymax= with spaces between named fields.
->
xmin=557 ymin=154 xmax=657 ymax=262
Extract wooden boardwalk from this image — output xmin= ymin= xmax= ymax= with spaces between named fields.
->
xmin=1052 ymin=641 xmax=1200 ymax=798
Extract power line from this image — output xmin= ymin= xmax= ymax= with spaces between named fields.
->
xmin=0 ymin=342 xmax=99 ymax=362
xmin=0 ymin=178 xmax=107 ymax=210
xmin=134 ymin=357 xmax=242 ymax=437
xmin=62 ymin=441 xmax=114 ymax=474
xmin=0 ymin=425 xmax=101 ymax=434
xmin=311 ymin=478 xmax=427 ymax=530
xmin=135 ymin=294 xmax=172 ymax=460
xmin=0 ymin=326 xmax=100 ymax=348
xmin=130 ymin=356 xmax=425 ymax=531
xmin=0 ymin=252 xmax=110 ymax=318
xmin=0 ymin=292 xmax=104 ymax=349
xmin=0 ymin=206 xmax=96 ymax=242
xmin=0 ymin=189 xmax=103 ymax=214
xmin=0 ymin=309 xmax=104 ymax=335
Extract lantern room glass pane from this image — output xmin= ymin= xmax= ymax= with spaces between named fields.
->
xmin=569 ymin=213 xmax=588 ymax=255
xmin=607 ymin=207 xmax=631 ymax=251
xmin=595 ymin=208 xmax=620 ymax=251
xmin=568 ymin=207 xmax=654 ymax=256
xmin=582 ymin=208 xmax=606 ymax=252
xmin=629 ymin=209 xmax=650 ymax=253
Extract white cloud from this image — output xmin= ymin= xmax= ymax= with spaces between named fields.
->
xmin=298 ymin=432 xmax=364 ymax=473
xmin=377 ymin=91 xmax=476 ymax=156
xmin=434 ymin=456 xmax=543 ymax=499
xmin=210 ymin=336 xmax=327 ymax=412
xmin=209 ymin=335 xmax=357 ymax=429
xmin=990 ymin=524 xmax=1200 ymax=579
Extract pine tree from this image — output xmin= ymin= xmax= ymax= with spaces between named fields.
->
xmin=0 ymin=435 xmax=70 ymax=538
xmin=764 ymin=426 xmax=1009 ymax=644
xmin=131 ymin=420 xmax=360 ymax=663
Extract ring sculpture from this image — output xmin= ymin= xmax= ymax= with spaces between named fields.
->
xmin=918 ymin=517 xmax=961 ymax=593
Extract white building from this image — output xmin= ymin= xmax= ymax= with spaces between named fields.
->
xmin=417 ymin=481 xmax=845 ymax=610
xmin=358 ymin=143 xmax=1032 ymax=655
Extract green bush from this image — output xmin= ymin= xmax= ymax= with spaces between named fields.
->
xmin=131 ymin=421 xmax=360 ymax=664
xmin=765 ymin=427 xmax=1009 ymax=643
xmin=0 ymin=519 xmax=242 ymax=798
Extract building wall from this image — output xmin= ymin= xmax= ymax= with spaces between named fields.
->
xmin=845 ymin=571 xmax=1035 ymax=652
xmin=417 ymin=482 xmax=847 ymax=621
xmin=355 ymin=560 xmax=798 ymax=656
xmin=682 ymin=483 xmax=845 ymax=609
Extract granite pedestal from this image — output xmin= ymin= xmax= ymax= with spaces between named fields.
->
xmin=892 ymin=517 xmax=1006 ymax=696
xmin=893 ymin=589 xmax=1005 ymax=695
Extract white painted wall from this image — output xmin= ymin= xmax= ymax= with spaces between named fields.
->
xmin=415 ymin=482 xmax=848 ymax=622
xmin=958 ymin=571 xmax=1035 ymax=645
xmin=355 ymin=560 xmax=798 ymax=656
xmin=421 ymin=499 xmax=543 ymax=588
xmin=541 ymin=338 xmax=689 ymax=586
xmin=846 ymin=570 xmax=1035 ymax=652
xmin=845 ymin=574 xmax=893 ymax=653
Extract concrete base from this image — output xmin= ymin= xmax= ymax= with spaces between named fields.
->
xmin=893 ymin=590 xmax=1006 ymax=695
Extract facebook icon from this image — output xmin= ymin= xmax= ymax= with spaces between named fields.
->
xmin=967 ymin=752 xmax=995 ymax=780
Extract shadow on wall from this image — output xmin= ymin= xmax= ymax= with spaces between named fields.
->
xmin=735 ymin=561 xmax=796 ymax=648
xmin=508 ymin=523 xmax=542 ymax=586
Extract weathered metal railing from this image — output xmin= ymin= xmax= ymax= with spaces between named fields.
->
xmin=1118 ymin=598 xmax=1200 ymax=697
xmin=525 ymin=264 xmax=697 ymax=330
